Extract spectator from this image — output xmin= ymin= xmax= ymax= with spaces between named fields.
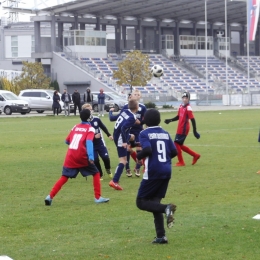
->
xmin=72 ymin=89 xmax=81 ymax=116
xmin=83 ymin=88 xmax=93 ymax=105
xmin=61 ymin=89 xmax=71 ymax=116
xmin=53 ymin=90 xmax=60 ymax=116
xmin=98 ymin=88 xmax=105 ymax=117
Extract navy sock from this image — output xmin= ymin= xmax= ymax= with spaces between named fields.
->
xmin=113 ymin=163 xmax=125 ymax=183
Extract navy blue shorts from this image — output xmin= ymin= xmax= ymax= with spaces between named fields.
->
xmin=137 ymin=179 xmax=170 ymax=199
xmin=94 ymin=145 xmax=109 ymax=160
xmin=62 ymin=164 xmax=99 ymax=178
xmin=174 ymin=134 xmax=187 ymax=145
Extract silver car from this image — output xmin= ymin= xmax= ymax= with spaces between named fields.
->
xmin=92 ymin=92 xmax=127 ymax=112
xmin=19 ymin=89 xmax=74 ymax=113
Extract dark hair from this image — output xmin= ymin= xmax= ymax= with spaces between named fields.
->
xmin=144 ymin=109 xmax=161 ymax=127
xmin=182 ymin=91 xmax=190 ymax=100
xmin=80 ymin=109 xmax=91 ymax=122
xmin=128 ymin=100 xmax=138 ymax=111
xmin=54 ymin=90 xmax=58 ymax=95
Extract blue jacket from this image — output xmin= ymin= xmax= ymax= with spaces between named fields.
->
xmin=98 ymin=93 xmax=105 ymax=104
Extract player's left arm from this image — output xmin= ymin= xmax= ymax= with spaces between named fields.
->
xmin=97 ymin=118 xmax=112 ymax=138
xmin=188 ymin=108 xmax=200 ymax=139
xmin=86 ymin=128 xmax=95 ymax=161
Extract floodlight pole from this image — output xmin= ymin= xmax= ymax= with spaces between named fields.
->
xmin=205 ymin=0 xmax=209 ymax=105
xmin=246 ymin=0 xmax=250 ymax=95
xmin=225 ymin=0 xmax=229 ymax=104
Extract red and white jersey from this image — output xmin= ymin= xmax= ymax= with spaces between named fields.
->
xmin=63 ymin=123 xmax=95 ymax=168
xmin=176 ymin=103 xmax=194 ymax=136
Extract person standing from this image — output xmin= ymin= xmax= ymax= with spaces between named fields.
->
xmin=72 ymin=89 xmax=81 ymax=116
xmin=136 ymin=109 xmax=177 ymax=244
xmin=164 ymin=91 xmax=201 ymax=166
xmin=83 ymin=88 xmax=93 ymax=105
xmin=61 ymin=89 xmax=71 ymax=116
xmin=98 ymin=88 xmax=105 ymax=117
xmin=53 ymin=90 xmax=60 ymax=116
xmin=44 ymin=109 xmax=109 ymax=206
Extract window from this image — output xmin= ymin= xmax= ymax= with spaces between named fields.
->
xmin=11 ymin=36 xmax=18 ymax=57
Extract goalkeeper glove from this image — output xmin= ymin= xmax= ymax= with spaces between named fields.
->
xmin=164 ymin=119 xmax=172 ymax=124
xmin=193 ymin=131 xmax=200 ymax=139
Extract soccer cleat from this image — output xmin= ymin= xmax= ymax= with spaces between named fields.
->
xmin=85 ymin=177 xmax=87 ymax=181
xmin=106 ymin=169 xmax=113 ymax=179
xmin=152 ymin=236 xmax=168 ymax=244
xmin=175 ymin=162 xmax=185 ymax=167
xmin=94 ymin=197 xmax=110 ymax=203
xmin=45 ymin=195 xmax=52 ymax=206
xmin=134 ymin=168 xmax=141 ymax=177
xmin=126 ymin=169 xmax=132 ymax=177
xmin=165 ymin=204 xmax=177 ymax=228
xmin=109 ymin=180 xmax=123 ymax=190
xmin=257 ymin=170 xmax=260 ymax=174
xmin=192 ymin=154 xmax=201 ymax=165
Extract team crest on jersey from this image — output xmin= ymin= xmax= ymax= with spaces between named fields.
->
xmin=94 ymin=121 xmax=98 ymax=126
xmin=138 ymin=107 xmax=142 ymax=111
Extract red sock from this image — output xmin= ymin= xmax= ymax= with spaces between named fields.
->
xmin=181 ymin=145 xmax=198 ymax=157
xmin=174 ymin=142 xmax=184 ymax=164
xmin=130 ymin=151 xmax=137 ymax=162
xmin=93 ymin=173 xmax=101 ymax=199
xmin=50 ymin=176 xmax=68 ymax=199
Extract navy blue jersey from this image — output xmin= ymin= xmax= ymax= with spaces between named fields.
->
xmin=122 ymin=103 xmax=146 ymax=132
xmin=113 ymin=109 xmax=137 ymax=144
xmin=90 ymin=116 xmax=111 ymax=147
xmin=139 ymin=126 xmax=176 ymax=180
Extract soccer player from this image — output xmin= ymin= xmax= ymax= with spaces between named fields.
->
xmin=109 ymin=90 xmax=146 ymax=177
xmin=82 ymin=103 xmax=113 ymax=180
xmin=109 ymin=99 xmax=140 ymax=190
xmin=164 ymin=91 xmax=201 ymax=166
xmin=44 ymin=109 xmax=109 ymax=206
xmin=136 ymin=109 xmax=177 ymax=244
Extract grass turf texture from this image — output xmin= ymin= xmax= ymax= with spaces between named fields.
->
xmin=0 ymin=109 xmax=260 ymax=260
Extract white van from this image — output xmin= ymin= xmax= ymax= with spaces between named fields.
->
xmin=19 ymin=89 xmax=73 ymax=113
xmin=0 ymin=90 xmax=30 ymax=115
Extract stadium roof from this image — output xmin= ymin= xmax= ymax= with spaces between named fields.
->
xmin=40 ymin=0 xmax=249 ymax=25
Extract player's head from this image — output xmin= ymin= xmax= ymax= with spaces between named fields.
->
xmin=80 ymin=109 xmax=92 ymax=122
xmin=128 ymin=99 xmax=139 ymax=112
xmin=182 ymin=91 xmax=190 ymax=105
xmin=131 ymin=89 xmax=141 ymax=101
xmin=144 ymin=109 xmax=161 ymax=127
xmin=82 ymin=103 xmax=92 ymax=111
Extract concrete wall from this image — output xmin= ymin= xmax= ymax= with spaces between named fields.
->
xmin=51 ymin=52 xmax=114 ymax=94
xmin=223 ymin=94 xmax=260 ymax=105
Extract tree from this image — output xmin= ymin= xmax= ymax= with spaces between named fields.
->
xmin=0 ymin=77 xmax=20 ymax=94
xmin=14 ymin=61 xmax=51 ymax=90
xmin=50 ymin=80 xmax=60 ymax=92
xmin=113 ymin=50 xmax=152 ymax=93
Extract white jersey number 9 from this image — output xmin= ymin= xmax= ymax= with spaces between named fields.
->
xmin=157 ymin=141 xmax=166 ymax=162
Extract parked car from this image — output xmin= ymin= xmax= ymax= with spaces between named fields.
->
xmin=19 ymin=89 xmax=74 ymax=113
xmin=0 ymin=90 xmax=30 ymax=115
xmin=79 ymin=94 xmax=114 ymax=112
xmin=92 ymin=92 xmax=127 ymax=112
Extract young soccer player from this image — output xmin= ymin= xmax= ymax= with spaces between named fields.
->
xmin=109 ymin=99 xmax=140 ymax=190
xmin=164 ymin=91 xmax=201 ymax=166
xmin=44 ymin=109 xmax=109 ymax=205
xmin=109 ymin=90 xmax=146 ymax=177
xmin=82 ymin=103 xmax=113 ymax=180
xmin=136 ymin=109 xmax=177 ymax=244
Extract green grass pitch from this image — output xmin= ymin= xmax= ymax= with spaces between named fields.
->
xmin=0 ymin=109 xmax=260 ymax=260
